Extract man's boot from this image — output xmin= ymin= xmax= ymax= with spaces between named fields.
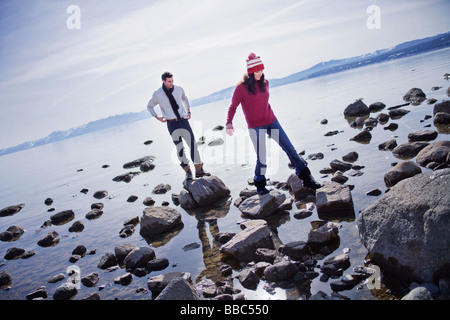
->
xmin=254 ymin=177 xmax=269 ymax=195
xmin=194 ymin=163 xmax=211 ymax=178
xmin=183 ymin=165 xmax=193 ymax=180
xmin=298 ymin=167 xmax=321 ymax=190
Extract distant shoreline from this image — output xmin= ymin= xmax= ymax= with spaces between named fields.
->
xmin=1 ymin=32 xmax=449 ymax=157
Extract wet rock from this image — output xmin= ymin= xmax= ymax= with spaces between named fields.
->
xmin=140 ymin=207 xmax=182 ymax=237
xmin=214 ymin=232 xmax=236 ymax=244
xmin=53 ymin=283 xmax=78 ymax=300
xmin=0 ymin=225 xmax=25 ymax=241
xmin=392 ymin=142 xmax=429 ymax=160
xmin=376 ymin=112 xmax=390 ymax=124
xmin=308 ymin=222 xmax=340 ymax=246
xmin=401 ymin=287 xmax=433 ymax=300
xmin=238 ymin=189 xmax=286 ymax=218
xmin=0 ymin=271 xmax=12 ymax=289
xmin=85 ymin=209 xmax=103 ymax=220
xmin=208 ymin=138 xmax=224 ymax=146
xmin=50 ymin=210 xmax=75 ymax=225
xmin=143 ymin=197 xmax=156 ymax=206
xmin=147 ymin=272 xmax=192 ymax=297
xmin=264 ymin=261 xmax=299 ymax=282
xmin=182 ymin=176 xmax=230 ymax=207
xmin=81 ymin=272 xmax=99 ymax=287
xmin=343 ymin=100 xmax=370 ymax=118
xmin=37 ymin=231 xmax=60 ymax=247
xmin=113 ymin=172 xmax=140 ymax=183
xmin=72 ymin=245 xmax=87 ymax=256
xmin=220 ymin=220 xmax=274 ymax=262
xmin=416 ymin=141 xmax=450 ymax=167
xmin=123 ymin=247 xmax=156 ymax=269
xmin=123 ymin=156 xmax=155 ymax=169
xmin=26 ymin=286 xmax=48 ymax=300
xmin=155 ymin=277 xmax=200 ymax=300
xmin=97 ymin=252 xmax=118 ymax=269
xmin=330 ymin=159 xmax=353 ymax=172
xmin=48 ymin=273 xmax=65 ymax=283
xmin=407 ymin=130 xmax=438 ymax=142
xmin=68 ymin=220 xmax=84 ymax=232
xmin=152 ymin=184 xmax=171 ymax=194
xmin=384 ymin=123 xmax=399 ymax=131
xmin=384 ymin=161 xmax=422 ymax=188
xmin=316 ymin=182 xmax=354 ymax=217
xmin=433 ymin=100 xmax=450 ymax=115
xmin=93 ymin=190 xmax=108 ymax=199
xmin=389 ymin=109 xmax=410 ymax=119
xmin=403 ymin=88 xmax=426 ymax=104
xmin=238 ymin=268 xmax=260 ymax=290
xmin=114 ymin=273 xmax=133 ymax=286
xmin=4 ymin=247 xmax=25 ymax=260
xmin=286 ymin=174 xmax=315 ymax=199
xmin=369 ymin=101 xmax=386 ymax=112
xmin=147 ymin=258 xmax=169 ymax=272
xmin=279 ymin=241 xmax=309 ymax=260
xmin=342 ymin=152 xmax=358 ymax=163
xmin=44 ymin=198 xmax=53 ymax=206
xmin=114 ymin=243 xmax=138 ymax=265
xmin=140 ymin=161 xmax=155 ymax=172
xmin=357 ymin=169 xmax=450 ymax=284
xmin=0 ymin=204 xmax=25 ymax=217
xmin=349 ymin=130 xmax=372 ymax=143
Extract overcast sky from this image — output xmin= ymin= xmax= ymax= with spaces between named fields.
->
xmin=0 ymin=0 xmax=449 ymax=149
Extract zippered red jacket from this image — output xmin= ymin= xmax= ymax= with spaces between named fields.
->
xmin=226 ymin=80 xmax=277 ymax=129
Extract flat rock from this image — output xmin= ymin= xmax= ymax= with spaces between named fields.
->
xmin=316 ymin=182 xmax=354 ymax=217
xmin=238 ymin=189 xmax=286 ymax=218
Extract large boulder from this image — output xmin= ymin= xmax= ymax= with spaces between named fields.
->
xmin=357 ymin=168 xmax=450 ymax=283
xmin=219 ymin=220 xmax=274 ymax=262
xmin=182 ymin=175 xmax=230 ymax=207
xmin=140 ymin=207 xmax=182 ymax=237
xmin=237 ymin=189 xmax=286 ymax=218
xmin=403 ymin=87 xmax=426 ymax=104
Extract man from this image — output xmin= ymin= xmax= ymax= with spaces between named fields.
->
xmin=147 ymin=72 xmax=210 ymax=179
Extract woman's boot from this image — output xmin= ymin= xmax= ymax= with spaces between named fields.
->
xmin=298 ymin=167 xmax=321 ymax=190
xmin=254 ymin=177 xmax=269 ymax=195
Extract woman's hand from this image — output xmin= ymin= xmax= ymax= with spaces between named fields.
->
xmin=226 ymin=123 xmax=234 ymax=136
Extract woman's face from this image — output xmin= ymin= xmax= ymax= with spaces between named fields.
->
xmin=254 ymin=70 xmax=263 ymax=81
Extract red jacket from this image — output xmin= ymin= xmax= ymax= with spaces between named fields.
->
xmin=226 ymin=80 xmax=277 ymax=128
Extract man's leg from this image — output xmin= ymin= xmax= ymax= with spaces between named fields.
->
xmin=167 ymin=121 xmax=193 ymax=179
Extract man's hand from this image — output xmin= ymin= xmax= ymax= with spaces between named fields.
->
xmin=155 ymin=116 xmax=167 ymax=122
xmin=226 ymin=123 xmax=234 ymax=136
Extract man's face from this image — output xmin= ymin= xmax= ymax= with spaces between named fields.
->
xmin=163 ymin=77 xmax=174 ymax=89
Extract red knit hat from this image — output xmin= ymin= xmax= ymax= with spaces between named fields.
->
xmin=246 ymin=52 xmax=264 ymax=74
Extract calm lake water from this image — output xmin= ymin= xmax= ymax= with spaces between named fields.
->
xmin=0 ymin=48 xmax=449 ymax=300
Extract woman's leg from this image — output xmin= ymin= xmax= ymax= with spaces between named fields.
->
xmin=249 ymin=126 xmax=269 ymax=194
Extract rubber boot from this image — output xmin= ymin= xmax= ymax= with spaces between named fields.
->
xmin=254 ymin=178 xmax=270 ymax=195
xmin=194 ymin=163 xmax=211 ymax=178
xmin=298 ymin=167 xmax=321 ymax=190
xmin=183 ymin=165 xmax=193 ymax=180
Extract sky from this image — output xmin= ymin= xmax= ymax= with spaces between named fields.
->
xmin=0 ymin=0 xmax=449 ymax=149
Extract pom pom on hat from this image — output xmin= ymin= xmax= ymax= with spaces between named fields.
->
xmin=246 ymin=52 xmax=264 ymax=74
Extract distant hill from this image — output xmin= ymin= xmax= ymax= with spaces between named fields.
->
xmin=191 ymin=31 xmax=450 ymax=105
xmin=1 ymin=31 xmax=449 ymax=156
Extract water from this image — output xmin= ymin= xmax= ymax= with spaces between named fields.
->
xmin=0 ymin=48 xmax=449 ymax=300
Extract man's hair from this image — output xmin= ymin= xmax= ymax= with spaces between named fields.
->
xmin=161 ymin=72 xmax=173 ymax=81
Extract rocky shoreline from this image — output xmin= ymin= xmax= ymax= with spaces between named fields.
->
xmin=1 ymin=84 xmax=450 ymax=300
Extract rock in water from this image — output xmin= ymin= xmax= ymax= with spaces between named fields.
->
xmin=220 ymin=220 xmax=274 ymax=262
xmin=238 ymin=189 xmax=286 ymax=218
xmin=316 ymin=182 xmax=355 ymax=218
xmin=182 ymin=175 xmax=230 ymax=207
xmin=357 ymin=168 xmax=450 ymax=283
xmin=140 ymin=207 xmax=182 ymax=237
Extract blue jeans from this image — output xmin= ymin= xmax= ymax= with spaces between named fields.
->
xmin=249 ymin=120 xmax=307 ymax=182
xmin=166 ymin=119 xmax=201 ymax=168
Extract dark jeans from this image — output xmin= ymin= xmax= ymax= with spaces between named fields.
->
xmin=249 ymin=120 xmax=307 ymax=182
xmin=166 ymin=119 xmax=201 ymax=168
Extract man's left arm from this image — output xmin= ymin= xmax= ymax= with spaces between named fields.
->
xmin=181 ymin=87 xmax=191 ymax=119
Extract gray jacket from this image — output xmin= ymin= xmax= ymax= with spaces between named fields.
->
xmin=147 ymin=85 xmax=190 ymax=120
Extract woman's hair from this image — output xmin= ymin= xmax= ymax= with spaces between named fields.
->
xmin=241 ymin=73 xmax=266 ymax=95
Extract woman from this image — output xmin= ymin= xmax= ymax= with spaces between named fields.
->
xmin=225 ymin=53 xmax=321 ymax=194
